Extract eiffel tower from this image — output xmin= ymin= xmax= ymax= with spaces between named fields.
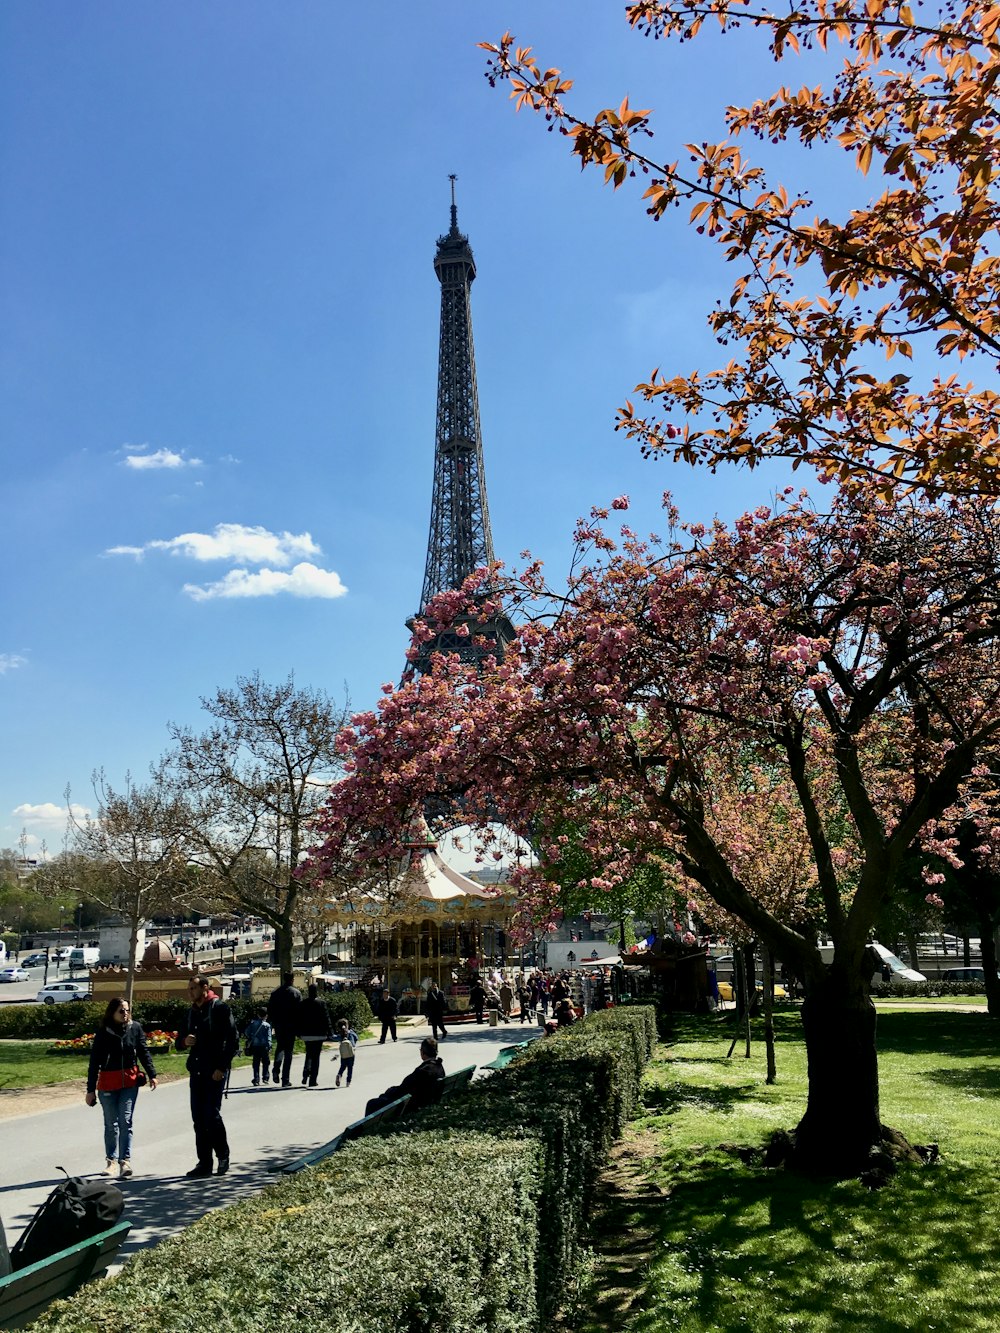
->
xmin=407 ymin=179 xmax=514 ymax=676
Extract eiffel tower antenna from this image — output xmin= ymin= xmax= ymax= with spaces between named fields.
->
xmin=406 ymin=181 xmax=514 ymax=675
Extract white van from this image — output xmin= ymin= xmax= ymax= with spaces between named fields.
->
xmin=68 ymin=946 xmax=100 ymax=968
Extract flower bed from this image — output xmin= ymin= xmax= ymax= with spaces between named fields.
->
xmin=49 ymin=1029 xmax=177 ymax=1054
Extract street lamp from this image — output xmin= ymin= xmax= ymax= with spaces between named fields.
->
xmin=75 ymin=902 xmax=83 ymax=947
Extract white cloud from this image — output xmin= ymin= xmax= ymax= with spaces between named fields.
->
xmin=0 ymin=654 xmax=26 ymax=674
xmin=183 ymin=562 xmax=348 ymax=601
xmin=14 ymin=801 xmax=89 ymax=823
xmin=12 ymin=802 xmax=91 ymax=852
xmin=123 ymin=447 xmax=202 ymax=470
xmin=106 ymin=522 xmax=321 ymax=566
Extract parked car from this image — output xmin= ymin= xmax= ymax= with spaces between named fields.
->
xmin=21 ymin=953 xmax=48 ymax=968
xmin=940 ymin=966 xmax=991 ymax=982
xmin=0 ymin=967 xmax=29 ymax=983
xmin=36 ymin=981 xmax=90 ymax=1004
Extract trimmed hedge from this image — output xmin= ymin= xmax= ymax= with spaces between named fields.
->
xmin=26 ymin=1004 xmax=655 ymax=1332
xmin=870 ymin=979 xmax=992 ymax=998
xmin=30 ymin=1133 xmax=541 ymax=1333
xmin=0 ymin=991 xmax=373 ymax=1041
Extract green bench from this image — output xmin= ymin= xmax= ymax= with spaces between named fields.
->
xmin=0 ymin=1220 xmax=131 ymax=1330
xmin=438 ymin=1064 xmax=477 ymax=1098
xmin=481 ymin=1040 xmax=536 ymax=1072
xmin=279 ymin=1095 xmax=411 ymax=1175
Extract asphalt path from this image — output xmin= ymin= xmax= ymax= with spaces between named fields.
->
xmin=0 ymin=1019 xmax=540 ymax=1262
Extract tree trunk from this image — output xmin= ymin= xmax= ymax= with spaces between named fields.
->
xmin=762 ymin=942 xmax=776 ymax=1085
xmin=963 ymin=935 xmax=972 ymax=967
xmin=125 ymin=915 xmax=141 ymax=1007
xmin=793 ymin=970 xmax=884 ymax=1174
xmin=904 ymin=930 xmax=921 ymax=973
xmin=979 ymin=914 xmax=1000 ymax=1018
xmin=276 ymin=923 xmax=294 ymax=976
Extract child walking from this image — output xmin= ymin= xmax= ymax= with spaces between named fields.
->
xmin=334 ymin=1018 xmax=357 ymax=1087
xmin=244 ymin=1005 xmax=273 ymax=1086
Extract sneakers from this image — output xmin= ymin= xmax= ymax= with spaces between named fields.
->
xmin=335 ymin=1076 xmax=341 ymax=1087
xmin=119 ymin=1160 xmax=132 ymax=1179
xmin=185 ymin=1163 xmax=213 ymax=1178
xmin=216 ymin=1156 xmax=230 ymax=1176
xmin=102 ymin=1159 xmax=116 ymax=1176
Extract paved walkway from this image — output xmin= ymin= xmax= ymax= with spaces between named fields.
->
xmin=0 ymin=1019 xmax=539 ymax=1262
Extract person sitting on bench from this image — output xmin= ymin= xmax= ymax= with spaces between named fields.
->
xmin=365 ymin=1037 xmax=445 ymax=1116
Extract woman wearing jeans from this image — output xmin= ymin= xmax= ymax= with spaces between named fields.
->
xmin=85 ymin=997 xmax=158 ymax=1178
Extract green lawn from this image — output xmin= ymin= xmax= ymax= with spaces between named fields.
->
xmin=580 ymin=1009 xmax=1000 ymax=1333
xmin=0 ymin=1041 xmax=195 ymax=1090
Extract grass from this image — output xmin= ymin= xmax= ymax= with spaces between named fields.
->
xmin=576 ymin=1008 xmax=1000 ymax=1333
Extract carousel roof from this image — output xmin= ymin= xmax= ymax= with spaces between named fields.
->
xmin=325 ymin=830 xmax=517 ymax=925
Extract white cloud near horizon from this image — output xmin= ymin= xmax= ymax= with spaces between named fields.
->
xmin=106 ymin=523 xmax=322 ymax=566
xmin=123 ymin=447 xmax=202 ymax=470
xmin=14 ymin=801 xmax=90 ymax=823
xmin=183 ymin=562 xmax=348 ymax=601
xmin=0 ymin=654 xmax=26 ymax=674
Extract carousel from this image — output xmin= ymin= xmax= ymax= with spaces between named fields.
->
xmin=323 ymin=820 xmax=518 ymax=1011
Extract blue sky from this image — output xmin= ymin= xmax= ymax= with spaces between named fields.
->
xmin=1 ymin=3 xmax=817 ymax=857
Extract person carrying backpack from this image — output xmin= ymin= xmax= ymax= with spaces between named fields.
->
xmin=334 ymin=1018 xmax=358 ymax=1087
xmin=175 ymin=975 xmax=238 ymax=1178
xmin=85 ymin=996 xmax=158 ymax=1178
xmin=243 ymin=1005 xmax=273 ymax=1086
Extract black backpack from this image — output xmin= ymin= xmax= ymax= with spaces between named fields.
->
xmin=10 ymin=1171 xmax=124 ymax=1271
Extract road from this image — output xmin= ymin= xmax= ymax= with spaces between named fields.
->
xmin=0 ymin=1018 xmax=537 ymax=1262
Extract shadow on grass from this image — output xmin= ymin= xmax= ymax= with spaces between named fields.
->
xmin=642 ymin=1079 xmax=757 ymax=1117
xmin=583 ymin=1152 xmax=999 ymax=1333
xmin=875 ymin=1009 xmax=999 ymax=1058
xmin=923 ymin=1064 xmax=1000 ymax=1098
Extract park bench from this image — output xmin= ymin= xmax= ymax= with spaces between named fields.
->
xmin=481 ymin=1040 xmax=536 ymax=1072
xmin=438 ymin=1064 xmax=477 ymax=1098
xmin=0 ymin=1220 xmax=131 ymax=1330
xmin=279 ymin=1095 xmax=411 ymax=1175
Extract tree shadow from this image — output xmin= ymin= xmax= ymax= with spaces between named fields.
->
xmin=581 ymin=1149 xmax=998 ymax=1333
xmin=923 ymin=1064 xmax=1000 ymax=1098
xmin=642 ymin=1080 xmax=757 ymax=1117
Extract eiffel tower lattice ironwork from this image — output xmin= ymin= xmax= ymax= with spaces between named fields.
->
xmin=407 ymin=179 xmax=514 ymax=676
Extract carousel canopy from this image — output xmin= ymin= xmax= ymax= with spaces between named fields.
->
xmin=325 ymin=835 xmax=517 ymax=926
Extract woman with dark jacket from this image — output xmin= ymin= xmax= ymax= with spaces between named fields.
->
xmin=85 ymin=997 xmax=157 ymax=1178
xmin=298 ymin=984 xmax=333 ymax=1087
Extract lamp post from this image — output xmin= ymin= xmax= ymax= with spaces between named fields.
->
xmin=75 ymin=902 xmax=83 ymax=947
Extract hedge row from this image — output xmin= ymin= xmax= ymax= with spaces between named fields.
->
xmin=0 ymin=991 xmax=373 ymax=1041
xmin=32 ymin=1134 xmax=541 ymax=1333
xmin=870 ymin=980 xmax=993 ymax=998
xmin=29 ymin=1005 xmax=656 ymax=1332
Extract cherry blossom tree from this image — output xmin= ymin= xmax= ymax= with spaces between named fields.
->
xmin=312 ymin=481 xmax=1000 ymax=1173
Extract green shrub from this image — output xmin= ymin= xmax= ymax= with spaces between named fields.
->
xmin=870 ymin=980 xmax=991 ymax=998
xmin=414 ymin=1004 xmax=656 ymax=1317
xmin=31 ymin=1133 xmax=541 ymax=1333
xmin=0 ymin=990 xmax=373 ymax=1042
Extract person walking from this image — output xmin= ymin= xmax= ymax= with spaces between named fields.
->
xmin=267 ymin=972 xmax=302 ymax=1087
xmin=377 ymin=989 xmax=398 ymax=1043
xmin=424 ymin=981 xmax=448 ymax=1041
xmin=175 ymin=975 xmax=238 ymax=1178
xmin=85 ymin=996 xmax=158 ymax=1178
xmin=469 ymin=977 xmax=487 ymax=1024
xmin=516 ymin=977 xmax=532 ymax=1023
xmin=243 ymin=1005 xmax=273 ymax=1086
xmin=334 ymin=1018 xmax=357 ymax=1087
xmin=499 ymin=978 xmax=514 ymax=1021
xmin=299 ymin=984 xmax=332 ymax=1087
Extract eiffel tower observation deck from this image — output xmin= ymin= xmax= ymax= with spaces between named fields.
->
xmin=407 ymin=179 xmax=514 ymax=676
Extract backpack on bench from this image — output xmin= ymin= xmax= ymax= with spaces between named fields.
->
xmin=10 ymin=1171 xmax=124 ymax=1271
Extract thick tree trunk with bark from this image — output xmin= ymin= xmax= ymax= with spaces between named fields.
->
xmin=980 ymin=918 xmax=1000 ymax=1018
xmin=792 ymin=970 xmax=884 ymax=1174
xmin=276 ymin=923 xmax=294 ymax=976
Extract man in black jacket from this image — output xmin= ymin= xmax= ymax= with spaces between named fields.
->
xmin=267 ymin=972 xmax=302 ymax=1086
xmin=175 ymin=976 xmax=238 ymax=1178
xmin=365 ymin=1037 xmax=445 ymax=1116
xmin=377 ymin=989 xmax=399 ymax=1043
xmin=424 ymin=982 xmax=448 ymax=1041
